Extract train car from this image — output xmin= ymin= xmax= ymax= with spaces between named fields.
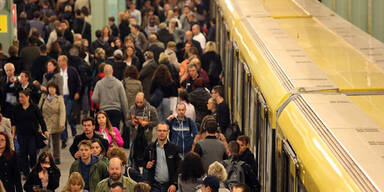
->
xmin=212 ymin=0 xmax=384 ymax=191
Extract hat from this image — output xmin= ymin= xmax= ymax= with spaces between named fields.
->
xmin=202 ymin=175 xmax=220 ymax=191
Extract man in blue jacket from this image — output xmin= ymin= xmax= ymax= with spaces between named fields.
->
xmin=166 ymin=103 xmax=198 ymax=157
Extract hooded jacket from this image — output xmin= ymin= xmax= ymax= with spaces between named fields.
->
xmin=92 ymin=75 xmax=129 ymax=116
xmin=166 ymin=116 xmax=198 ymax=156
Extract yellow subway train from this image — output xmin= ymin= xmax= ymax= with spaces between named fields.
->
xmin=212 ymin=0 xmax=384 ymax=191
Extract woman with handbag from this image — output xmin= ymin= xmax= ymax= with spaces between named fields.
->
xmin=95 ymin=111 xmax=124 ymax=148
xmin=11 ymin=89 xmax=48 ymax=178
xmin=39 ymin=81 xmax=66 ymax=164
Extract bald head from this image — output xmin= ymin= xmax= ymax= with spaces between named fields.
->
xmin=4 ymin=63 xmax=15 ymax=77
xmin=104 ymin=64 xmax=113 ymax=76
xmin=186 ymin=31 xmax=193 ymax=41
xmin=192 ymin=24 xmax=200 ymax=35
xmin=135 ymin=92 xmax=145 ymax=107
xmin=108 ymin=157 xmax=123 ymax=182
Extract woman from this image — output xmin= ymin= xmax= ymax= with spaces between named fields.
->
xmin=96 ymin=111 xmax=124 ymax=148
xmin=91 ymin=138 xmax=108 ymax=165
xmin=201 ymin=42 xmax=222 ymax=88
xmin=102 ymin=25 xmax=113 ymax=45
xmin=122 ymin=65 xmax=143 ymax=108
xmin=33 ymin=59 xmax=63 ymax=94
xmin=0 ymin=106 xmax=14 ymax=150
xmin=39 ymin=81 xmax=65 ymax=164
xmin=150 ymin=64 xmax=178 ymax=121
xmin=189 ymin=78 xmax=211 ymax=127
xmin=91 ymin=48 xmax=106 ymax=77
xmin=124 ymin=46 xmax=141 ymax=71
xmin=0 ymin=131 xmax=22 ymax=192
xmin=207 ymin=161 xmax=230 ymax=192
xmin=23 ymin=152 xmax=60 ymax=192
xmin=63 ymin=172 xmax=85 ymax=192
xmin=12 ymin=90 xmax=48 ymax=178
xmin=178 ymin=152 xmax=205 ymax=192
xmin=48 ymin=41 xmax=62 ymax=60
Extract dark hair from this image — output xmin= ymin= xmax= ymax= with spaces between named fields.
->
xmin=110 ymin=182 xmax=124 ymax=190
xmin=95 ymin=110 xmax=113 ymax=136
xmin=81 ymin=6 xmax=89 ymax=16
xmin=75 ymin=9 xmax=82 ymax=16
xmin=206 ymin=120 xmax=218 ymax=134
xmin=46 ymin=80 xmax=60 ymax=95
xmin=178 ymin=152 xmax=205 ymax=181
xmin=33 ymin=11 xmax=41 ymax=19
xmin=95 ymin=30 xmax=102 ymax=38
xmin=109 ymin=16 xmax=115 ymax=22
xmin=188 ymin=46 xmax=199 ymax=56
xmin=124 ymin=65 xmax=139 ymax=79
xmin=47 ymin=59 xmax=59 ymax=73
xmin=40 ymin=44 xmax=47 ymax=53
xmin=91 ymin=138 xmax=106 ymax=156
xmin=233 ymin=183 xmax=250 ymax=192
xmin=78 ymin=139 xmax=92 ymax=149
xmin=8 ymin=45 xmax=18 ymax=56
xmin=32 ymin=152 xmax=59 ymax=173
xmin=228 ymin=141 xmax=240 ymax=154
xmin=178 ymin=90 xmax=190 ymax=103
xmin=212 ymin=85 xmax=224 ymax=97
xmin=151 ymin=64 xmax=174 ymax=87
xmin=18 ymin=89 xmax=31 ymax=97
xmin=82 ymin=117 xmax=95 ymax=125
xmin=20 ymin=70 xmax=31 ymax=80
xmin=237 ymin=135 xmax=250 ymax=145
xmin=0 ymin=132 xmax=14 ymax=161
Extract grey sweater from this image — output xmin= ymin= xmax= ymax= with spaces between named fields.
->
xmin=92 ymin=75 xmax=128 ymax=116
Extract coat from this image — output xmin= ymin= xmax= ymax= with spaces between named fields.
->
xmin=69 ymin=158 xmax=108 ymax=192
xmin=0 ymin=154 xmax=22 ymax=192
xmin=95 ymin=176 xmax=137 ymax=192
xmin=122 ymin=77 xmax=143 ymax=108
xmin=23 ymin=167 xmax=60 ymax=192
xmin=39 ymin=94 xmax=66 ymax=134
xmin=139 ymin=59 xmax=158 ymax=100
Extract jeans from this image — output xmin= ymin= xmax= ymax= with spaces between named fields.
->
xmin=157 ymin=98 xmax=171 ymax=122
xmin=61 ymin=95 xmax=77 ymax=142
xmin=18 ymin=135 xmax=37 ymax=176
xmin=105 ymin=110 xmax=122 ymax=129
xmin=150 ymin=181 xmax=170 ymax=192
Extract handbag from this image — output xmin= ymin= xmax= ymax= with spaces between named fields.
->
xmin=36 ymin=132 xmax=48 ymax=149
xmin=149 ymin=87 xmax=164 ymax=108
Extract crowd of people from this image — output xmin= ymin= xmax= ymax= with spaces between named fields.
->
xmin=0 ymin=0 xmax=259 ymax=191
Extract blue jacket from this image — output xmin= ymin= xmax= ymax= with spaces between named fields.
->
xmin=166 ymin=116 xmax=198 ymax=156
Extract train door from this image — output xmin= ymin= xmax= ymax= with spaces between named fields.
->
xmin=232 ymin=45 xmax=244 ymax=129
xmin=242 ymin=62 xmax=251 ymax=135
xmin=276 ymin=136 xmax=308 ymax=192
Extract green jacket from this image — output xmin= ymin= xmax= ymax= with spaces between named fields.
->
xmin=69 ymin=158 xmax=108 ymax=192
xmin=95 ymin=176 xmax=137 ymax=192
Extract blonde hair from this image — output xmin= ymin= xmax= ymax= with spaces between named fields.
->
xmin=205 ymin=41 xmax=218 ymax=53
xmin=158 ymin=52 xmax=169 ymax=64
xmin=64 ymin=172 xmax=85 ymax=191
xmin=95 ymin=48 xmax=106 ymax=60
xmin=208 ymin=161 xmax=228 ymax=182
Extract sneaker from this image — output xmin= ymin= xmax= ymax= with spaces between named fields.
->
xmin=61 ymin=141 xmax=67 ymax=149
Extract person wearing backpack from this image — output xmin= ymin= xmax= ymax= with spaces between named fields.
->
xmin=194 ymin=120 xmax=227 ymax=172
xmin=220 ymin=141 xmax=259 ymax=191
xmin=166 ymin=103 xmax=198 ymax=157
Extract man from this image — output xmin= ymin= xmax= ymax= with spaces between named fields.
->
xmin=211 ymin=86 xmax=230 ymax=136
xmin=96 ymin=157 xmax=137 ymax=192
xmin=127 ymin=92 xmax=159 ymax=144
xmin=166 ymin=103 xmax=198 ymax=157
xmin=31 ymin=44 xmax=49 ymax=83
xmin=181 ymin=63 xmax=202 ymax=93
xmin=0 ymin=43 xmax=8 ymax=69
xmin=15 ymin=71 xmax=41 ymax=104
xmin=221 ymin=141 xmax=258 ymax=191
xmin=194 ymin=120 xmax=227 ymax=171
xmin=232 ymin=183 xmax=251 ymax=192
xmin=110 ymin=182 xmax=125 ymax=192
xmin=58 ymin=55 xmax=82 ymax=148
xmin=192 ymin=24 xmax=206 ymax=50
xmin=237 ymin=135 xmax=257 ymax=174
xmin=1 ymin=63 xmax=18 ymax=118
xmin=127 ymin=92 xmax=158 ymax=168
xmin=69 ymin=140 xmax=108 ymax=192
xmin=27 ymin=11 xmax=45 ymax=37
xmin=146 ymin=34 xmax=165 ymax=62
xmin=72 ymin=9 xmax=91 ymax=44
xmin=69 ymin=117 xmax=109 ymax=159
xmin=184 ymin=30 xmax=202 ymax=55
xmin=109 ymin=16 xmax=119 ymax=37
xmin=92 ymin=64 xmax=129 ymax=128
xmin=144 ymin=123 xmax=180 ymax=192
xmin=200 ymin=175 xmax=220 ymax=192
xmin=129 ymin=24 xmax=148 ymax=51
xmin=128 ymin=2 xmax=142 ymax=26
xmin=19 ymin=36 xmax=40 ymax=72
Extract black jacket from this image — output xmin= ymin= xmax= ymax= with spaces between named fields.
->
xmin=201 ymin=51 xmax=222 ymax=88
xmin=222 ymin=155 xmax=259 ymax=191
xmin=189 ymin=87 xmax=210 ymax=124
xmin=239 ymin=148 xmax=257 ymax=175
xmin=144 ymin=140 xmax=180 ymax=187
xmin=31 ymin=55 xmax=50 ymax=83
xmin=65 ymin=66 xmax=82 ymax=100
xmin=23 ymin=166 xmax=60 ymax=192
xmin=0 ymin=154 xmax=22 ymax=192
xmin=11 ymin=103 xmax=47 ymax=136
xmin=69 ymin=132 xmax=109 ymax=158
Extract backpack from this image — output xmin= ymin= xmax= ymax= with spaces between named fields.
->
xmin=224 ymin=122 xmax=241 ymax=142
xmin=222 ymin=159 xmax=246 ymax=189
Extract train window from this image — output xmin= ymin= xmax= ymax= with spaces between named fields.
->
xmin=297 ymin=176 xmax=308 ymax=192
xmin=243 ymin=63 xmax=251 ymax=134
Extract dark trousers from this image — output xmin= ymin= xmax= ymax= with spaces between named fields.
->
xmin=61 ymin=95 xmax=77 ymax=142
xmin=18 ymin=135 xmax=37 ymax=176
xmin=150 ymin=181 xmax=170 ymax=192
xmin=105 ymin=109 xmax=121 ymax=129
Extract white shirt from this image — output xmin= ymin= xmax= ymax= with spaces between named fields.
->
xmin=60 ymin=67 xmax=70 ymax=95
xmin=193 ymin=32 xmax=206 ymax=50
